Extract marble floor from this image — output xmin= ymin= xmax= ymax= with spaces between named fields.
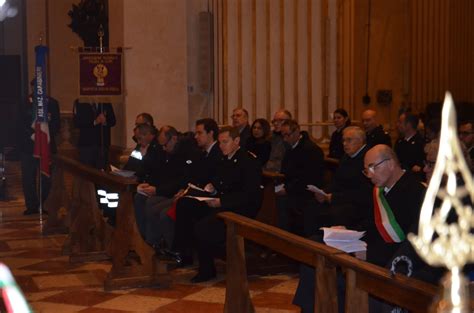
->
xmin=0 ymin=161 xmax=301 ymax=313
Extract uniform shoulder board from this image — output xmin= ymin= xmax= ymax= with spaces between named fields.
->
xmin=247 ymin=151 xmax=257 ymax=159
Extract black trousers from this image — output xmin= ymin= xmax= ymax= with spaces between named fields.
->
xmin=174 ymin=197 xmax=226 ymax=275
xmin=20 ymin=153 xmax=51 ymax=212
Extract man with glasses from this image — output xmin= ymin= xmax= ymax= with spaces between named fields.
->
xmin=264 ymin=109 xmax=292 ymax=172
xmin=276 ymin=119 xmax=324 ymax=235
xmin=231 ymin=108 xmax=251 ymax=146
xmin=459 ymin=120 xmax=474 ymax=169
xmin=293 ymin=144 xmax=425 ymax=313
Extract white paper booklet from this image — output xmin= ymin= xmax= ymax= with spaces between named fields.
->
xmin=110 ymin=165 xmax=136 ymax=178
xmin=185 ymin=196 xmax=216 ymax=202
xmin=275 ymin=184 xmax=285 ymax=193
xmin=136 ymin=185 xmax=149 ymax=197
xmin=321 ymin=227 xmax=367 ymax=253
xmin=306 ymin=184 xmax=328 ymax=196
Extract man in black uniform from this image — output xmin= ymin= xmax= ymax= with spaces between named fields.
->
xmin=173 ymin=126 xmax=262 ymax=283
xmin=20 ymin=81 xmax=61 ymax=215
xmin=276 ymin=119 xmax=324 ymax=235
xmin=394 ymin=112 xmax=425 ymax=176
xmin=361 ymin=109 xmax=391 ymax=148
xmin=73 ymin=100 xmax=116 ymax=169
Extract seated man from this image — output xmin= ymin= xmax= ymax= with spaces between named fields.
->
xmin=132 ymin=112 xmax=157 ymax=143
xmin=144 ymin=118 xmax=223 ymax=250
xmin=173 ymin=126 xmax=262 ymax=283
xmin=276 ymin=119 xmax=324 ymax=236
xmin=134 ymin=126 xmax=200 ymax=244
xmin=394 ymin=112 xmax=425 ymax=177
xmin=231 ymin=108 xmax=251 ymax=146
xmin=309 ymin=126 xmax=372 ymax=234
xmin=293 ymin=145 xmax=426 ymax=313
xmin=264 ymin=109 xmax=292 ymax=172
xmin=361 ymin=109 xmax=391 ymax=148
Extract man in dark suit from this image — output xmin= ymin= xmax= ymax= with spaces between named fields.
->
xmin=20 ymin=84 xmax=61 ymax=215
xmin=362 ymin=109 xmax=392 ymax=148
xmin=173 ymin=126 xmax=262 ymax=283
xmin=134 ymin=126 xmax=200 ymax=239
xmin=73 ymin=100 xmax=116 ymax=169
xmin=231 ymin=107 xmax=251 ymax=146
xmin=143 ymin=118 xmax=222 ymax=250
xmin=394 ymin=112 xmax=425 ymax=177
xmin=276 ymin=119 xmax=324 ymax=235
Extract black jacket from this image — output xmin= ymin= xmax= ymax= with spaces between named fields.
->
xmin=148 ymin=136 xmax=201 ymax=198
xmin=365 ymin=172 xmax=426 ymax=267
xmin=329 ymin=145 xmax=373 ymax=228
xmin=123 ymin=141 xmax=163 ymax=183
xmin=19 ymin=96 xmax=61 ymax=154
xmin=328 ymin=125 xmax=349 ymax=159
xmin=211 ymin=148 xmax=262 ymax=218
xmin=394 ymin=132 xmax=425 ymax=171
xmin=239 ymin=124 xmax=251 ymax=147
xmin=366 ymin=125 xmax=391 ymax=148
xmin=245 ymin=138 xmax=272 ymax=168
xmin=281 ymin=131 xmax=324 ymax=198
xmin=73 ymin=101 xmax=116 ymax=147
xmin=189 ymin=142 xmax=223 ymax=187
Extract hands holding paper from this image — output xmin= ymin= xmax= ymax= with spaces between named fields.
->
xmin=204 ymin=183 xmax=216 ymax=194
xmin=137 ymin=183 xmax=156 ymax=197
xmin=275 ymin=184 xmax=287 ymax=196
xmin=205 ymin=198 xmax=221 ymax=208
xmin=306 ymin=185 xmax=331 ymax=203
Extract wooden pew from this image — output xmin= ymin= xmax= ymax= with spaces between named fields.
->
xmin=218 ymin=212 xmax=469 ymax=313
xmin=48 ymin=154 xmax=169 ymax=290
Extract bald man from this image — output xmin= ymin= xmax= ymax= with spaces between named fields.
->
xmin=361 ymin=109 xmax=391 ymax=148
xmin=264 ymin=109 xmax=292 ymax=172
xmin=231 ymin=108 xmax=251 ymax=146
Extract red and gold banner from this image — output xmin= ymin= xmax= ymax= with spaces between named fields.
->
xmin=79 ymin=53 xmax=122 ymax=96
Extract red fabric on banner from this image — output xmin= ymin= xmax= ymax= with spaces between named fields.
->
xmin=33 ymin=122 xmax=51 ymax=177
xmin=166 ymin=200 xmax=177 ymax=221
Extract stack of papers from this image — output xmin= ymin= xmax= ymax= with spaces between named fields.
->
xmin=306 ymin=184 xmax=328 ymax=196
xmin=110 ymin=165 xmax=136 ymax=178
xmin=321 ymin=227 xmax=367 ymax=253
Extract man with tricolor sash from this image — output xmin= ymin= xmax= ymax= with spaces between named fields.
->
xmin=293 ymin=144 xmax=426 ymax=313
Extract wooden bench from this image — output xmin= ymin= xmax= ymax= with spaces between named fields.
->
xmin=218 ymin=212 xmax=472 ymax=313
xmin=45 ymin=154 xmax=169 ymax=290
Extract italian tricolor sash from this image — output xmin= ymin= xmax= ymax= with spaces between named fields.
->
xmin=373 ymin=187 xmax=405 ymax=243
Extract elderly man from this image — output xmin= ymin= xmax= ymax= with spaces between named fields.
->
xmin=264 ymin=109 xmax=292 ymax=172
xmin=293 ymin=144 xmax=425 ymax=313
xmin=310 ymin=126 xmax=372 ymax=232
xmin=231 ymin=108 xmax=251 ymax=146
xmin=361 ymin=109 xmax=391 ymax=148
xmin=276 ymin=119 xmax=324 ymax=235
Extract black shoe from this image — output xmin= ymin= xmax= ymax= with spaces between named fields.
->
xmin=23 ymin=209 xmax=39 ymax=215
xmin=190 ymin=271 xmax=216 ymax=283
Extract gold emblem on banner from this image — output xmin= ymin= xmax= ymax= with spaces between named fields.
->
xmin=93 ymin=63 xmax=108 ymax=86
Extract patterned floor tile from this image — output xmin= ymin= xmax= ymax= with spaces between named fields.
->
xmin=266 ymin=279 xmax=299 ymax=294
xmin=251 ymin=292 xmax=300 ymax=311
xmin=94 ymin=294 xmax=176 ymax=311
xmin=41 ymin=290 xmax=121 ymax=306
xmin=31 ymin=301 xmax=87 ymax=313
xmin=25 ymin=290 xmax=64 ymax=302
xmin=130 ymin=283 xmax=205 ymax=299
xmin=78 ymin=308 xmax=134 ymax=313
xmin=14 ymin=248 xmax=63 ymax=259
xmin=183 ymin=287 xmax=226 ymax=304
xmin=152 ymin=299 xmax=224 ymax=313
xmin=0 ymin=257 xmax=44 ymax=269
xmin=33 ymin=272 xmax=102 ymax=290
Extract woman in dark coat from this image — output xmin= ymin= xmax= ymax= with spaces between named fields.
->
xmin=246 ymin=118 xmax=272 ymax=167
xmin=328 ymin=108 xmax=351 ymax=159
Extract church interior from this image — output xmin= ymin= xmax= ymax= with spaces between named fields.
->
xmin=0 ymin=0 xmax=473 ymax=312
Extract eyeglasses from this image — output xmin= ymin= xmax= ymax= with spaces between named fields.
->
xmin=423 ymin=160 xmax=436 ymax=168
xmin=282 ymin=131 xmax=296 ymax=138
xmin=272 ymin=118 xmax=287 ymax=125
xmin=362 ymin=158 xmax=390 ymax=176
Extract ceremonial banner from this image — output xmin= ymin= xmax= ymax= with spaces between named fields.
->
xmin=32 ymin=45 xmax=51 ymax=177
xmin=79 ymin=53 xmax=122 ymax=97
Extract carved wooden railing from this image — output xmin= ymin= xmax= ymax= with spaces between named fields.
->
xmin=218 ymin=212 xmax=472 ymax=313
xmin=45 ymin=154 xmax=169 ymax=290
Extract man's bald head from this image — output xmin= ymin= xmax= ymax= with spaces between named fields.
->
xmin=272 ymin=109 xmax=292 ymax=132
xmin=342 ymin=126 xmax=366 ymax=155
xmin=361 ymin=109 xmax=378 ymax=132
xmin=364 ymin=144 xmax=402 ymax=187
